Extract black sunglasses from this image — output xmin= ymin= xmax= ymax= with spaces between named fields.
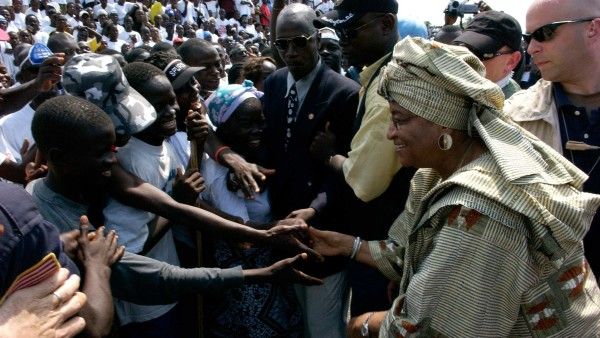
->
xmin=274 ymin=33 xmax=316 ymax=50
xmin=336 ymin=15 xmax=385 ymax=41
xmin=523 ymin=18 xmax=596 ymax=45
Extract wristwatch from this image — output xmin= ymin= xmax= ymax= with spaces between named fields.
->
xmin=360 ymin=312 xmax=375 ymax=337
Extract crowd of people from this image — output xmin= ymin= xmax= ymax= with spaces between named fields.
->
xmin=1 ymin=0 xmax=600 ymax=337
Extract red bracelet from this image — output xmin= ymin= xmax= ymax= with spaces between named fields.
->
xmin=214 ymin=146 xmax=230 ymax=165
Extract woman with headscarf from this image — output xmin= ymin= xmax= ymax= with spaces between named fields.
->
xmin=309 ymin=38 xmax=600 ymax=337
xmin=201 ymin=80 xmax=302 ymax=337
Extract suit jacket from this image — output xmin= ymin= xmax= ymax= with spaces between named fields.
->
xmin=262 ymin=63 xmax=360 ymax=221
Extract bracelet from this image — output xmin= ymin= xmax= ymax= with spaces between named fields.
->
xmin=350 ymin=236 xmax=362 ymax=260
xmin=214 ymin=145 xmax=230 ymax=165
xmin=360 ymin=312 xmax=375 ymax=337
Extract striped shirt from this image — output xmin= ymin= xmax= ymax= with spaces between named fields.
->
xmin=371 ymin=152 xmax=600 ymax=337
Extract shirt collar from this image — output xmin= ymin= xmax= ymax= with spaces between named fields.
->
xmin=553 ymin=83 xmax=574 ymax=110
xmin=286 ymin=58 xmax=322 ymax=99
xmin=359 ymin=52 xmax=392 ymax=86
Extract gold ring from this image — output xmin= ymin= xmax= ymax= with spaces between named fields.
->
xmin=52 ymin=292 xmax=63 ymax=305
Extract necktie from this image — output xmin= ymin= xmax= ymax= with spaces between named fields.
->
xmin=285 ymin=83 xmax=298 ymax=151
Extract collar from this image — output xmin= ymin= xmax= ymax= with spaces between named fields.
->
xmin=553 ymin=83 xmax=574 ymax=110
xmin=359 ymin=52 xmax=392 ymax=87
xmin=496 ymin=72 xmax=514 ymax=89
xmin=286 ymin=58 xmax=322 ymax=100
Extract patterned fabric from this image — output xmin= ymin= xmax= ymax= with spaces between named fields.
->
xmin=205 ymin=241 xmax=303 ymax=338
xmin=378 ymin=37 xmax=504 ymax=131
xmin=62 ymin=53 xmax=157 ymax=136
xmin=368 ymin=37 xmax=600 ymax=337
xmin=285 ymin=82 xmax=298 ymax=151
xmin=371 ymin=152 xmax=600 ymax=337
xmin=379 ymin=37 xmax=588 ymax=186
xmin=201 ymin=157 xmax=302 ymax=338
xmin=205 ymin=79 xmax=263 ymax=128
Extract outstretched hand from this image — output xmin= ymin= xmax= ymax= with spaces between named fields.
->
xmin=245 ymin=253 xmax=323 ymax=286
xmin=308 ymin=226 xmax=354 ymax=257
xmin=286 ymin=208 xmax=316 ymax=222
xmin=222 ymin=150 xmax=275 ymax=198
xmin=77 ymin=216 xmax=124 ymax=269
xmin=0 ymin=268 xmax=87 ymax=338
xmin=264 ymin=218 xmax=324 ymax=262
xmin=36 ymin=54 xmax=65 ymax=92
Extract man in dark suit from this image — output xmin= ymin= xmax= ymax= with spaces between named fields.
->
xmin=262 ymin=3 xmax=360 ymax=337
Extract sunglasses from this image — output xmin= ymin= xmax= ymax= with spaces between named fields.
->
xmin=274 ymin=33 xmax=316 ymax=50
xmin=336 ymin=15 xmax=385 ymax=41
xmin=523 ymin=18 xmax=596 ymax=45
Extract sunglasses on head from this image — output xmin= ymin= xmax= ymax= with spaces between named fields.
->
xmin=274 ymin=33 xmax=316 ymax=50
xmin=335 ymin=15 xmax=385 ymax=41
xmin=523 ymin=18 xmax=596 ymax=46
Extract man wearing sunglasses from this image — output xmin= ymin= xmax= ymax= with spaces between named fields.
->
xmin=506 ymin=0 xmax=600 ymax=277
xmin=312 ymin=0 xmax=417 ymax=336
xmin=453 ymin=10 xmax=523 ymax=99
xmin=264 ymin=3 xmax=360 ymax=338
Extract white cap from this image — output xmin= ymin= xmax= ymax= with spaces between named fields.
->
xmin=319 ymin=27 xmax=339 ymax=42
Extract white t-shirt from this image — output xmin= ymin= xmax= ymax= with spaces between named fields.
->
xmin=106 ymin=38 xmax=128 ymax=52
xmin=13 ymin=13 xmax=26 ymax=30
xmin=66 ymin=14 xmax=79 ymax=29
xmin=33 ymin=31 xmax=49 ymax=45
xmin=215 ymin=17 xmax=230 ymax=36
xmin=25 ymin=8 xmax=44 ymax=23
xmin=201 ymin=156 xmax=271 ymax=224
xmin=204 ymin=0 xmax=218 ymax=17
xmin=0 ymin=104 xmax=35 ymax=164
xmin=235 ymin=0 xmax=254 ymax=17
xmin=0 ymin=42 xmax=17 ymax=79
xmin=159 ymin=26 xmax=168 ymax=40
xmin=115 ymin=2 xmax=134 ymax=24
xmin=119 ymin=30 xmax=142 ymax=46
xmin=103 ymin=136 xmax=182 ymax=325
xmin=240 ymin=23 xmax=256 ymax=37
xmin=177 ymin=0 xmax=196 ymax=24
xmin=196 ymin=2 xmax=209 ymax=21
xmin=94 ymin=3 xmax=116 ymax=17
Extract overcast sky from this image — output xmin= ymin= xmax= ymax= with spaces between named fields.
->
xmin=398 ymin=0 xmax=533 ymax=29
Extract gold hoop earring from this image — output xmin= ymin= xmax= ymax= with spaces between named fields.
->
xmin=438 ymin=133 xmax=453 ymax=151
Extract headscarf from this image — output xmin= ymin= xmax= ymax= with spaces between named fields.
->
xmin=206 ymin=80 xmax=263 ymax=128
xmin=379 ymin=37 xmax=598 ymax=269
xmin=378 ymin=37 xmax=587 ymax=186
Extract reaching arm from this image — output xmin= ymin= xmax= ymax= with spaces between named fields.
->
xmin=204 ymin=128 xmax=275 ymax=199
xmin=0 ymin=55 xmax=64 ymax=117
xmin=76 ymin=220 xmax=124 ymax=338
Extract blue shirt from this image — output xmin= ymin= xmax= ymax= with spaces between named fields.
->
xmin=554 ymin=84 xmax=600 ymax=194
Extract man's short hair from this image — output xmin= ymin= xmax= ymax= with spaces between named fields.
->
xmin=145 ymin=51 xmax=180 ymax=71
xmin=32 ymin=95 xmax=113 ymax=154
xmin=122 ymin=62 xmax=166 ymax=94
xmin=152 ymin=41 xmax=177 ymax=55
xmin=177 ymin=38 xmax=214 ymax=62
xmin=47 ymin=32 xmax=76 ymax=53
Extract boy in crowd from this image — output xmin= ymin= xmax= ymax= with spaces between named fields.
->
xmin=102 ymin=62 xmax=186 ymax=337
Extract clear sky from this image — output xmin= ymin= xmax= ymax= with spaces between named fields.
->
xmin=398 ymin=0 xmax=533 ymax=30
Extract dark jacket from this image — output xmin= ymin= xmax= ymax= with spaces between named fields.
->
xmin=262 ymin=63 xmax=360 ymax=220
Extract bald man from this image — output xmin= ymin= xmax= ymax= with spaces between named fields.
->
xmin=262 ymin=4 xmax=359 ymax=337
xmin=505 ymin=0 xmax=600 ymax=277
